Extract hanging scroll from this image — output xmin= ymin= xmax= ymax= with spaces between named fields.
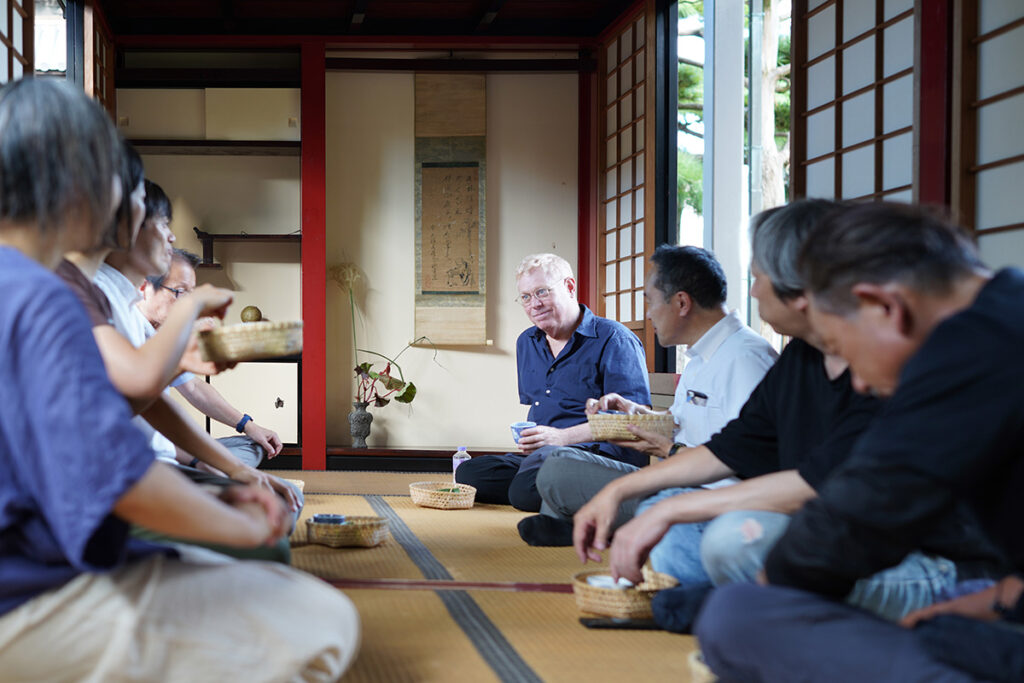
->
xmin=421 ymin=164 xmax=480 ymax=293
xmin=414 ymin=74 xmax=487 ymax=345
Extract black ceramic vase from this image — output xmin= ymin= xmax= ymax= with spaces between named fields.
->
xmin=349 ymin=401 xmax=373 ymax=448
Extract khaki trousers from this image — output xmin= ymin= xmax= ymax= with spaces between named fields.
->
xmin=0 ymin=548 xmax=360 ymax=682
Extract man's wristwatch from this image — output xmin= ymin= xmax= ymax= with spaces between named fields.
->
xmin=667 ymin=442 xmax=685 ymax=457
xmin=235 ymin=414 xmax=253 ymax=433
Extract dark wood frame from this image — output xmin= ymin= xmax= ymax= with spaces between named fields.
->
xmin=1 ymin=0 xmax=33 ymax=83
xmin=596 ymin=6 xmax=653 ymax=364
xmin=952 ymin=2 xmax=1024 ymax=234
xmin=791 ymin=0 xmax=916 ymax=201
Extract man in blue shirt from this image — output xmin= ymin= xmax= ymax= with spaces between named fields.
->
xmin=518 ymin=245 xmax=778 ymax=547
xmin=0 ymin=78 xmax=359 ymax=682
xmin=456 ymin=253 xmax=650 ymax=510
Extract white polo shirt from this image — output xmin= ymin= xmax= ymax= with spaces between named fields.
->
xmin=94 ymin=264 xmax=192 ymax=464
xmin=671 ymin=311 xmax=778 ymax=448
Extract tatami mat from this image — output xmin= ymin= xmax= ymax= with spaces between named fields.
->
xmin=381 ymin=495 xmax=588 ymax=585
xmin=341 ymin=589 xmax=499 ymax=683
xmin=282 ymin=476 xmax=702 ymax=681
xmin=275 ymin=470 xmax=450 ymax=496
xmin=471 ymin=590 xmax=696 ymax=681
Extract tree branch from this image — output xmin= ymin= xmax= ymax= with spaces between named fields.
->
xmin=766 ymin=63 xmax=791 ymax=83
xmin=678 ymin=56 xmax=704 ymax=69
xmin=678 ymin=103 xmax=704 ymax=112
xmin=678 ymin=121 xmax=704 ymax=139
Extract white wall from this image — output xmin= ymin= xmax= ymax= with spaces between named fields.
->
xmin=140 ymin=152 xmax=302 ymax=441
xmin=325 ymin=71 xmax=579 ymax=448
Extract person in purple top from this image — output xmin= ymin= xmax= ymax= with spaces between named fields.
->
xmin=456 ymin=252 xmax=651 ymax=510
xmin=0 ymin=78 xmax=359 ymax=681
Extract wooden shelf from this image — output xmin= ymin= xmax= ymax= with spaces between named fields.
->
xmin=193 ymin=226 xmax=301 ymax=267
xmin=129 ymin=139 xmax=300 ymax=156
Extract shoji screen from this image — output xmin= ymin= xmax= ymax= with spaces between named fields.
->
xmin=599 ymin=12 xmax=651 ymax=354
xmin=85 ymin=2 xmax=113 ymax=114
xmin=954 ymin=1 xmax=1024 ymax=268
xmin=0 ymin=0 xmax=31 ymax=84
xmin=792 ymin=0 xmax=915 ymax=201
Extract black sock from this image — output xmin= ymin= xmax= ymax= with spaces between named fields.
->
xmin=651 ymin=584 xmax=712 ymax=634
xmin=517 ymin=515 xmax=574 ymax=546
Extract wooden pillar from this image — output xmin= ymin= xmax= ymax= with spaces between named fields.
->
xmin=301 ymin=41 xmax=327 ymax=470
xmin=916 ymin=0 xmax=954 ymax=206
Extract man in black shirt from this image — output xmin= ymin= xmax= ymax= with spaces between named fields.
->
xmin=574 ymin=202 xmax=927 ymax=633
xmin=696 ymin=203 xmax=1022 ymax=682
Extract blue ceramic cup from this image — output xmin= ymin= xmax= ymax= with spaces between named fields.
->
xmin=312 ymin=513 xmax=347 ymax=525
xmin=510 ymin=421 xmax=537 ymax=444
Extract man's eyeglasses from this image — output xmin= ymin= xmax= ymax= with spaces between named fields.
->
xmin=516 ymin=281 xmax=564 ymax=306
xmin=160 ymin=285 xmax=187 ymax=299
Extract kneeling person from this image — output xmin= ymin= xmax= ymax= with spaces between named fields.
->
xmin=455 ymin=253 xmax=650 ymax=510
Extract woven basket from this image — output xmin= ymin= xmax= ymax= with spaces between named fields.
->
xmin=587 ymin=412 xmax=675 ymax=441
xmin=572 ymin=566 xmax=679 ymax=619
xmin=409 ymin=482 xmax=476 ymax=509
xmin=305 ymin=515 xmax=389 ymax=548
xmin=198 ymin=321 xmax=303 ymax=363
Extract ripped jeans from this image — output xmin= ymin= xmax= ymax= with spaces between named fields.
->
xmin=637 ymin=488 xmax=962 ymax=622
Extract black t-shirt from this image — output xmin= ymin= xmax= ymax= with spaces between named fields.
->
xmin=766 ymin=269 xmax=1024 ymax=596
xmin=706 ymin=338 xmax=881 ymax=489
xmin=55 ymin=259 xmax=114 ymax=328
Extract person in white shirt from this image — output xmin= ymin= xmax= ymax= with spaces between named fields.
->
xmin=93 ymin=180 xmax=298 ymax=513
xmin=518 ymin=245 xmax=778 ymax=546
xmin=137 ymin=248 xmax=285 ymax=469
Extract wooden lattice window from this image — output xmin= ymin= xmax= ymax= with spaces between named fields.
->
xmin=599 ymin=12 xmax=651 ymax=349
xmin=84 ymin=1 xmax=113 ymax=114
xmin=0 ymin=0 xmax=33 ymax=84
xmin=953 ymin=2 xmax=1024 ymax=251
xmin=792 ymin=0 xmax=915 ymax=201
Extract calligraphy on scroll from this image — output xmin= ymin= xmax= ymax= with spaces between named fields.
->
xmin=420 ymin=164 xmax=480 ymax=294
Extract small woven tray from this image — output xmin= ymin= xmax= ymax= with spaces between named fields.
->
xmin=199 ymin=321 xmax=303 ymax=363
xmin=587 ymin=412 xmax=675 ymax=441
xmin=572 ymin=566 xmax=679 ymax=619
xmin=305 ymin=515 xmax=389 ymax=548
xmin=409 ymin=482 xmax=476 ymax=509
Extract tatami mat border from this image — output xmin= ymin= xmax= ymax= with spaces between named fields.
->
xmin=324 ymin=578 xmax=573 ymax=593
xmin=366 ymin=495 xmax=542 ymax=683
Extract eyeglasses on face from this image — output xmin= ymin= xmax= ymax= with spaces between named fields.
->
xmin=516 ymin=280 xmax=565 ymax=306
xmin=159 ymin=284 xmax=187 ymax=299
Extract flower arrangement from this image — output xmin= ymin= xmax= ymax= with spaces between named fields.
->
xmin=329 ymin=262 xmax=429 ymax=408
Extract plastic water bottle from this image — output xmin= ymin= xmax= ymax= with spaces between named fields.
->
xmin=452 ymin=446 xmax=471 ymax=482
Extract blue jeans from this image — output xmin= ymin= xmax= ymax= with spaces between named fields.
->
xmin=702 ymin=509 xmax=963 ymax=621
xmin=635 ymin=488 xmax=711 ymax=588
xmin=639 ymin=499 xmax=963 ymax=621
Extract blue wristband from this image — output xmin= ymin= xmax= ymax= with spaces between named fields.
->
xmin=236 ymin=414 xmax=253 ymax=433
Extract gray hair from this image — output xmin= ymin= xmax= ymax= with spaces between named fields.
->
xmin=515 ymin=253 xmax=574 ymax=284
xmin=799 ymin=202 xmax=984 ymax=314
xmin=750 ymin=199 xmax=841 ymax=300
xmin=0 ymin=78 xmax=122 ymax=240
